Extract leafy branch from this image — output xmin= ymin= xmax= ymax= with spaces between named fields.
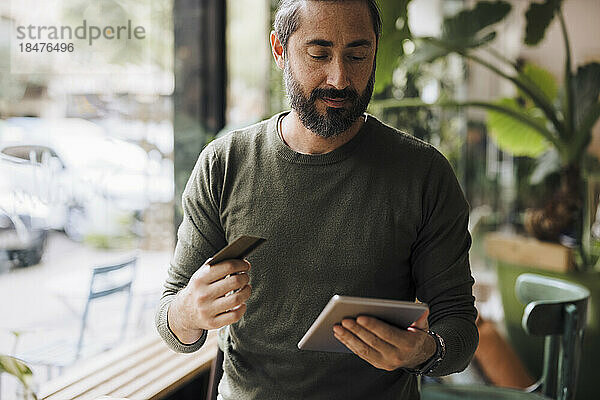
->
xmin=372 ymin=97 xmax=563 ymax=155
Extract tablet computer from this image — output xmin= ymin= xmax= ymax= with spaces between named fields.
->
xmin=297 ymin=295 xmax=428 ymax=353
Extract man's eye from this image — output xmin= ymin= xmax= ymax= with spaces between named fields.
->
xmin=309 ymin=54 xmax=328 ymax=60
xmin=350 ymin=55 xmax=367 ymax=61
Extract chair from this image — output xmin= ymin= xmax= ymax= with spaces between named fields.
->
xmin=207 ymin=347 xmax=224 ymax=400
xmin=17 ymin=256 xmax=137 ymax=379
xmin=422 ymin=273 xmax=590 ymax=400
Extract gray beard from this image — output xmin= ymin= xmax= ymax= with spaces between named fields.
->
xmin=283 ymin=62 xmax=375 ymax=138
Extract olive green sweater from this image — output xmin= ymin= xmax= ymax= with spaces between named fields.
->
xmin=156 ymin=112 xmax=478 ymax=400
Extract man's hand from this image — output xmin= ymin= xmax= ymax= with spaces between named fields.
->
xmin=167 ymin=258 xmax=252 ymax=344
xmin=332 ymin=309 xmax=436 ymax=371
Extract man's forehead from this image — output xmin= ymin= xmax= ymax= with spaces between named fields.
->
xmin=293 ymin=0 xmax=375 ymax=45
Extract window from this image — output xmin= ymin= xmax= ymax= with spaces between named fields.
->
xmin=0 ymin=0 xmax=177 ymax=395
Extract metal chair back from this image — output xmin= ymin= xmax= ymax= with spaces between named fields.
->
xmin=515 ymin=273 xmax=590 ymax=400
xmin=422 ymin=273 xmax=590 ymax=400
xmin=76 ymin=256 xmax=137 ymax=359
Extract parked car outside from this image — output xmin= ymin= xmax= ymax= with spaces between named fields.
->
xmin=0 ymin=117 xmax=173 ymax=242
xmin=0 ymin=154 xmax=50 ymax=269
xmin=0 ymin=207 xmax=48 ymax=270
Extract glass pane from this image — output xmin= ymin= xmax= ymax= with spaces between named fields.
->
xmin=0 ymin=0 xmax=175 ymax=394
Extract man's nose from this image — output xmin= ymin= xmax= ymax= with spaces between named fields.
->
xmin=326 ymin=57 xmax=350 ymax=90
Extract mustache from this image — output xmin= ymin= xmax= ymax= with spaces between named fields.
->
xmin=310 ymin=87 xmax=359 ymax=102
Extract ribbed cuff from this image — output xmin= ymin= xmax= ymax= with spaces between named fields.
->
xmin=155 ymin=295 xmax=207 ymax=353
xmin=427 ymin=318 xmax=478 ymax=377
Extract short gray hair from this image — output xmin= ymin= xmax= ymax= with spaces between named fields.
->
xmin=273 ymin=0 xmax=382 ymax=52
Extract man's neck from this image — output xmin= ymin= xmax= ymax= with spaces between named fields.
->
xmin=280 ymin=110 xmax=365 ymax=155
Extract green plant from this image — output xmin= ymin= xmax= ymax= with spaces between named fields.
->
xmin=375 ymin=0 xmax=600 ymax=268
xmin=371 ymin=62 xmax=467 ymax=174
xmin=0 ymin=354 xmax=37 ymax=399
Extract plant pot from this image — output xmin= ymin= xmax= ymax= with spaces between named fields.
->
xmin=485 ymin=233 xmax=599 ymax=400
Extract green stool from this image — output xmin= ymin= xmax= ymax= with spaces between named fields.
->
xmin=422 ymin=273 xmax=590 ymax=400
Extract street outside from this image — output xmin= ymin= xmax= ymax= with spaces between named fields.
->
xmin=0 ymin=231 xmax=173 ymax=398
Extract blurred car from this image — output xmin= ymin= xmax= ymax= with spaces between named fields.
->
xmin=0 ymin=207 xmax=48 ymax=269
xmin=0 ymin=117 xmax=173 ymax=241
xmin=0 ymin=154 xmax=50 ymax=269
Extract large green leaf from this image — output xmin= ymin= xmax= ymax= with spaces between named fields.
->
xmin=402 ymin=38 xmax=452 ymax=70
xmin=524 ymin=0 xmax=563 ymax=46
xmin=403 ymin=1 xmax=510 ymax=71
xmin=487 ymin=98 xmax=550 ymax=157
xmin=441 ymin=1 xmax=511 ymax=46
xmin=519 ymin=62 xmax=558 ymax=106
xmin=375 ymin=0 xmax=412 ymax=94
xmin=573 ymin=62 xmax=600 ymax=132
xmin=404 ymin=32 xmax=498 ymax=70
xmin=578 ymin=103 xmax=600 ymax=140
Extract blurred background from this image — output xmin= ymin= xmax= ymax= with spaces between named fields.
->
xmin=0 ymin=0 xmax=599 ymax=399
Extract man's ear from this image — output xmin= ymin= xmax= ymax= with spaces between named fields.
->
xmin=270 ymin=30 xmax=285 ymax=70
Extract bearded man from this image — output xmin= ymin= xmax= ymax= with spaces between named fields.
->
xmin=156 ymin=1 xmax=478 ymax=399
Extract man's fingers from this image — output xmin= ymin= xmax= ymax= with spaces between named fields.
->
xmin=212 ymin=284 xmax=252 ymax=314
xmin=355 ymin=315 xmax=406 ymax=344
xmin=333 ymin=325 xmax=382 ymax=366
xmin=340 ymin=318 xmax=396 ymax=354
xmin=209 ymin=272 xmax=250 ymax=298
xmin=203 ymin=259 xmax=251 ymax=283
xmin=211 ymin=303 xmax=247 ymax=327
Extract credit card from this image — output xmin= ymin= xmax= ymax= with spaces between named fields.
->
xmin=208 ymin=235 xmax=266 ymax=298
xmin=208 ymin=235 xmax=266 ymax=265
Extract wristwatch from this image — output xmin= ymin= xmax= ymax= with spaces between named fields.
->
xmin=403 ymin=330 xmax=446 ymax=376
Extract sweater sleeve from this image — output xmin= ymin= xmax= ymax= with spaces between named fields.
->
xmin=155 ymin=144 xmax=227 ymax=353
xmin=410 ymin=148 xmax=478 ymax=376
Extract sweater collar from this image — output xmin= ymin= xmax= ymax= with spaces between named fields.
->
xmin=269 ymin=110 xmax=371 ymax=165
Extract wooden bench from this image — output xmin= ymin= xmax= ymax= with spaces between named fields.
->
xmin=38 ymin=332 xmax=218 ymax=400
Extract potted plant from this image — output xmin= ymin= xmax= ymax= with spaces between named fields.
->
xmin=371 ymin=0 xmax=599 ymax=398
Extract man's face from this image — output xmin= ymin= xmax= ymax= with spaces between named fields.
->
xmin=282 ymin=1 xmax=377 ymax=138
